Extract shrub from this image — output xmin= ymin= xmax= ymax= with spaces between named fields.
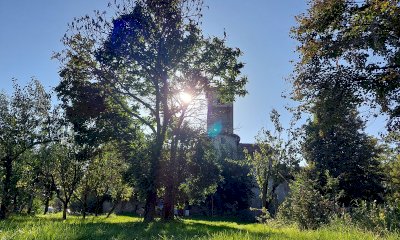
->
xmin=350 ymin=200 xmax=400 ymax=232
xmin=276 ymin=170 xmax=337 ymax=229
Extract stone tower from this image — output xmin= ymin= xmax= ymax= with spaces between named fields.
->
xmin=207 ymin=89 xmax=240 ymax=158
xmin=206 ymin=89 xmax=233 ymax=136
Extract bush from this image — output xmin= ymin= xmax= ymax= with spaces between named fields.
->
xmin=277 ymin=187 xmax=400 ymax=232
xmin=275 ymin=167 xmax=400 ymax=232
xmin=251 ymin=207 xmax=271 ymax=223
xmin=30 ymin=198 xmax=43 ymax=214
xmin=276 ymin=170 xmax=336 ymax=229
xmin=349 ymin=200 xmax=400 ymax=232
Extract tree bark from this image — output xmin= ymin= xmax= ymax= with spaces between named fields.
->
xmin=43 ymin=196 xmax=50 ymax=215
xmin=95 ymin=196 xmax=100 ymax=217
xmin=13 ymin=193 xmax=19 ymax=213
xmin=262 ymin=156 xmax=273 ymax=211
xmin=162 ymin=137 xmax=179 ymax=221
xmin=268 ymin=184 xmax=278 ymax=217
xmin=143 ymin=137 xmax=164 ymax=223
xmin=211 ymin=195 xmax=214 ymax=217
xmin=261 ymin=181 xmax=268 ymax=210
xmin=163 ymin=183 xmax=175 ymax=221
xmin=162 ymin=110 xmax=185 ymax=221
xmin=27 ymin=194 xmax=34 ymax=214
xmin=62 ymin=201 xmax=68 ymax=220
xmin=0 ymin=157 xmax=13 ymax=220
xmin=82 ymin=191 xmax=87 ymax=219
xmin=143 ymin=189 xmax=157 ymax=223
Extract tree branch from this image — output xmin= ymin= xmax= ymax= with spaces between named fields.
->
xmin=106 ymin=90 xmax=156 ymax=134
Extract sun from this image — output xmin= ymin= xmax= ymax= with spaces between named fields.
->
xmin=180 ymin=92 xmax=192 ymax=104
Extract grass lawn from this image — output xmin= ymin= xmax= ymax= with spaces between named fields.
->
xmin=0 ymin=214 xmax=399 ymax=240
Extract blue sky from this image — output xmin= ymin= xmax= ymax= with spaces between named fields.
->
xmin=0 ymin=1 xmax=386 ymax=143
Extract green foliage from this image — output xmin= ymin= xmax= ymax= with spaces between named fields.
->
xmin=74 ymin=142 xmax=132 ymax=217
xmin=245 ymin=109 xmax=300 ymax=216
xmin=288 ymin=10 xmax=394 ymax=227
xmin=303 ymin=82 xmax=384 ymax=205
xmin=0 ymin=79 xmax=55 ymax=219
xmin=349 ymin=200 xmax=400 ymax=233
xmin=50 ymin=141 xmax=85 ymax=219
xmin=55 ymin=39 xmax=138 ymax=148
xmin=210 ymin=158 xmax=254 ymax=217
xmin=292 ymin=0 xmax=400 ymax=130
xmin=13 ymin=150 xmax=43 ymax=214
xmin=278 ymin=169 xmax=336 ymax=230
xmin=386 ymin=155 xmax=400 ymax=202
xmin=380 ymin=131 xmax=400 ymax=204
xmin=178 ymin=137 xmax=222 ymax=205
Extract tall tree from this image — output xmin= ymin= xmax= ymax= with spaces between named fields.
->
xmin=209 ymin=158 xmax=254 ymax=217
xmin=245 ymin=109 xmax=300 ymax=217
xmin=162 ymin=126 xmax=222 ymax=218
xmin=292 ymin=0 xmax=400 ymax=131
xmin=380 ymin=131 xmax=400 ymax=203
xmin=0 ymin=79 xmax=55 ymax=219
xmin=56 ymin=0 xmax=247 ymax=222
xmin=50 ymin=140 xmax=85 ymax=220
xmin=75 ymin=142 xmax=132 ymax=218
xmin=36 ymin=145 xmax=57 ymax=215
xmin=303 ymin=79 xmax=385 ymax=205
xmin=204 ymin=137 xmax=254 ymax=218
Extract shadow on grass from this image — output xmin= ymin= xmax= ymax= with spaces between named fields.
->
xmin=2 ymin=215 xmax=288 ymax=239
xmin=72 ymin=221 xmax=281 ymax=240
xmin=182 ymin=215 xmax=254 ymax=224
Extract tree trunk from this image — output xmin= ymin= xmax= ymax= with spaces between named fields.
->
xmin=82 ymin=192 xmax=87 ymax=219
xmin=43 ymin=196 xmax=50 ymax=215
xmin=162 ymin=137 xmax=179 ymax=221
xmin=27 ymin=194 xmax=34 ymax=214
xmin=211 ymin=195 xmax=214 ymax=217
xmin=0 ymin=157 xmax=13 ymax=220
xmin=62 ymin=201 xmax=68 ymax=220
xmin=106 ymin=198 xmax=120 ymax=218
xmin=262 ymin=157 xmax=273 ymax=211
xmin=261 ymin=181 xmax=268 ymax=210
xmin=143 ymin=139 xmax=164 ymax=223
xmin=268 ymin=184 xmax=278 ymax=217
xmin=43 ymin=182 xmax=53 ymax=215
xmin=95 ymin=194 xmax=102 ymax=217
xmin=13 ymin=193 xmax=19 ymax=213
xmin=163 ymin=183 xmax=175 ymax=221
xmin=95 ymin=201 xmax=99 ymax=217
xmin=143 ymin=189 xmax=157 ymax=223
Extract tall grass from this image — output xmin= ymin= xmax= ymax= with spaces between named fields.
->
xmin=0 ymin=214 xmax=398 ymax=239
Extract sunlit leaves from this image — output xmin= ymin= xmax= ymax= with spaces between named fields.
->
xmin=292 ymin=0 xmax=400 ymax=131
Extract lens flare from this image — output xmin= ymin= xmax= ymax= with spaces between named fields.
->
xmin=208 ymin=121 xmax=222 ymax=138
xmin=180 ymin=92 xmax=192 ymax=104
